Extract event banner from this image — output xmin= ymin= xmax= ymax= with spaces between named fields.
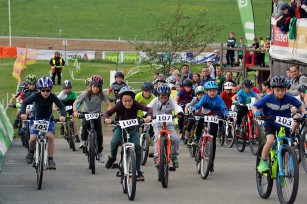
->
xmin=270 ymin=18 xmax=307 ymax=63
xmin=237 ymin=0 xmax=255 ymax=45
xmin=37 ymin=50 xmax=96 ymax=60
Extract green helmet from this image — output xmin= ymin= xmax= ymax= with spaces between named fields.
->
xmin=25 ymin=74 xmax=37 ymax=84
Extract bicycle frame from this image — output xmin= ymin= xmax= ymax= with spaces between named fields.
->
xmin=120 ymin=128 xmax=135 ymax=176
xmin=200 ymin=121 xmax=213 ymax=159
xmin=157 ymin=121 xmax=171 ymax=164
xmin=35 ymin=134 xmax=48 ymax=170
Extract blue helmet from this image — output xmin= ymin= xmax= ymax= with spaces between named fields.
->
xmin=204 ymin=81 xmax=218 ymax=90
xmin=157 ymin=84 xmax=171 ymax=96
xmin=37 ymin=76 xmax=53 ymax=89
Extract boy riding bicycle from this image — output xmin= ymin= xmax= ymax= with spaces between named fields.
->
xmin=104 ymin=86 xmax=153 ymax=181
xmin=20 ymin=77 xmax=66 ymax=170
xmin=252 ymin=76 xmax=307 ymax=173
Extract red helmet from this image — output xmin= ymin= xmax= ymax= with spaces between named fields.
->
xmin=90 ymin=75 xmax=103 ymax=87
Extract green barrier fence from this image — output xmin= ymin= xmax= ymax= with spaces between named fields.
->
xmin=0 ymin=103 xmax=14 ymax=172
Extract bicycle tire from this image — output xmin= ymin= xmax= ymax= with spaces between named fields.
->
xmin=235 ymin=129 xmax=246 ymax=152
xmin=89 ymin=132 xmax=96 ymax=174
xmin=256 ymin=143 xmax=273 ymax=199
xmin=218 ymin=131 xmax=225 ymax=146
xmin=250 ymin=121 xmax=261 ymax=156
xmin=292 ymin=134 xmax=301 ymax=164
xmin=126 ymin=148 xmax=136 ymax=201
xmin=225 ymin=124 xmax=235 ymax=148
xmin=68 ymin=123 xmax=76 ymax=151
xmin=24 ymin=122 xmax=30 ymax=149
xmin=200 ymin=138 xmax=213 ymax=180
xmin=37 ymin=141 xmax=44 ymax=190
xmin=276 ymin=145 xmax=299 ymax=204
xmin=300 ymin=130 xmax=307 ymax=173
xmin=141 ymin=133 xmax=150 ymax=165
xmin=159 ymin=136 xmax=169 ymax=188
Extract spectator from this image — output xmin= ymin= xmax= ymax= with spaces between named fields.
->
xmin=226 ymin=32 xmax=236 ymax=67
xmin=192 ymin=72 xmax=201 ymax=90
xmin=181 ymin=64 xmax=193 ymax=83
xmin=288 ymin=65 xmax=307 ymax=96
xmin=261 ymin=80 xmax=272 ymax=95
xmin=286 ymin=67 xmax=292 ymax=85
xmin=251 ymin=81 xmax=262 ymax=94
xmin=175 ymin=73 xmax=182 ymax=90
xmin=290 ymin=0 xmax=307 ymax=18
xmin=49 ymin=51 xmax=65 ymax=85
xmin=224 ymin=71 xmax=236 ymax=85
xmin=206 ymin=59 xmax=215 ymax=79
xmin=169 ymin=66 xmax=177 ymax=76
xmin=153 ymin=72 xmax=160 ymax=79
xmin=237 ymin=38 xmax=245 ymax=65
xmin=276 ymin=4 xmax=295 ymax=34
xmin=212 ymin=49 xmax=220 ymax=65
xmin=258 ymin=36 xmax=266 ymax=67
xmin=272 ymin=0 xmax=286 ymax=19
xmin=200 ymin=67 xmax=214 ymax=86
xmin=250 ymin=38 xmax=260 ymax=67
xmin=215 ymin=67 xmax=226 ymax=94
xmin=264 ymin=36 xmax=271 ymax=53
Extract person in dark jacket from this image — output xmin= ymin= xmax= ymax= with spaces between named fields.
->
xmin=49 ymin=51 xmax=65 ymax=85
xmin=226 ymin=32 xmax=236 ymax=67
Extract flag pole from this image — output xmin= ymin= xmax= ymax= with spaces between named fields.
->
xmin=8 ymin=0 xmax=12 ymax=46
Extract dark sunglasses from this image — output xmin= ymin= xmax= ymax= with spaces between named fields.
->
xmin=40 ymin=89 xmax=51 ymax=92
xmin=28 ymin=83 xmax=36 ymax=85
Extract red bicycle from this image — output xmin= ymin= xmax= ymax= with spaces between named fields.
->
xmin=235 ymin=104 xmax=262 ymax=155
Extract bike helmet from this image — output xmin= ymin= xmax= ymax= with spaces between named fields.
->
xmin=194 ymin=86 xmax=205 ymax=95
xmin=242 ymin=78 xmax=253 ymax=88
xmin=224 ymin=82 xmax=233 ymax=90
xmin=114 ymin=71 xmax=124 ymax=79
xmin=270 ymin=76 xmax=287 ymax=88
xmin=156 ymin=77 xmax=166 ymax=83
xmin=298 ymin=84 xmax=307 ymax=93
xmin=25 ymin=74 xmax=37 ymax=84
xmin=141 ymin=81 xmax=154 ymax=91
xmin=90 ymin=75 xmax=103 ymax=87
xmin=204 ymin=81 xmax=218 ymax=90
xmin=167 ymin=76 xmax=176 ymax=84
xmin=85 ymin=77 xmax=91 ymax=86
xmin=118 ymin=86 xmax=135 ymax=99
xmin=37 ymin=76 xmax=53 ymax=89
xmin=62 ymin=80 xmax=72 ymax=88
xmin=182 ymin=79 xmax=193 ymax=87
xmin=157 ymin=84 xmax=171 ymax=96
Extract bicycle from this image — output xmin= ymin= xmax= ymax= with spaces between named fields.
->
xmin=60 ymin=105 xmax=77 ymax=151
xmin=77 ymin=112 xmax=103 ymax=174
xmin=217 ymin=111 xmax=236 ymax=148
xmin=256 ymin=116 xmax=299 ymax=204
xmin=235 ymin=104 xmax=261 ymax=155
xmin=139 ymin=123 xmax=150 ymax=165
xmin=110 ymin=118 xmax=142 ymax=201
xmin=185 ymin=114 xmax=202 ymax=158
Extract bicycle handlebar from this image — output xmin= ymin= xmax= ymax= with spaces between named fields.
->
xmin=77 ymin=112 xmax=104 ymax=119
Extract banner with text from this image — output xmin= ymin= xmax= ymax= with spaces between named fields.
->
xmin=37 ymin=50 xmax=95 ymax=60
xmin=237 ymin=0 xmax=255 ymax=45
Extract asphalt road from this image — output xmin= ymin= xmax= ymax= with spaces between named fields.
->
xmin=1 ymin=127 xmax=307 ymax=204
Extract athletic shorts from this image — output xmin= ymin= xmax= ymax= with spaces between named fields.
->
xmin=30 ymin=116 xmax=55 ymax=135
xmin=264 ymin=123 xmax=289 ymax=137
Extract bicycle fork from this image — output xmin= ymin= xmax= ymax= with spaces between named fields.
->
xmin=123 ymin=143 xmax=135 ymax=175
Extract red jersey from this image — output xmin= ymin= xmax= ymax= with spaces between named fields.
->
xmin=220 ymin=91 xmax=234 ymax=109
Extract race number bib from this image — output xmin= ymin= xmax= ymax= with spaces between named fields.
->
xmin=65 ymin=106 xmax=73 ymax=111
xmin=246 ymin=104 xmax=252 ymax=110
xmin=154 ymin=115 xmax=173 ymax=123
xmin=204 ymin=116 xmax=219 ymax=124
xmin=228 ymin=111 xmax=237 ymax=117
xmin=118 ymin=119 xmax=139 ymax=128
xmin=275 ymin=116 xmax=293 ymax=129
xmin=85 ymin=113 xmax=100 ymax=121
xmin=26 ymin=105 xmax=33 ymax=110
xmin=32 ymin=120 xmax=50 ymax=133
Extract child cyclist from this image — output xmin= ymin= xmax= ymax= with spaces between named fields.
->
xmin=53 ymin=80 xmax=80 ymax=142
xmin=252 ymin=76 xmax=307 ymax=173
xmin=220 ymin=82 xmax=235 ymax=110
xmin=107 ymin=71 xmax=127 ymax=103
xmin=73 ymin=75 xmax=112 ymax=163
xmin=20 ymin=77 xmax=66 ymax=170
xmin=192 ymin=81 xmax=228 ymax=172
xmin=104 ymin=86 xmax=153 ymax=181
xmin=147 ymin=84 xmax=184 ymax=169
xmin=135 ymin=81 xmax=156 ymax=117
xmin=232 ymin=78 xmax=260 ymax=134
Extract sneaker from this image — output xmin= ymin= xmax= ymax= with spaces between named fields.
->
xmin=279 ymin=176 xmax=286 ymax=188
xmin=105 ymin=156 xmax=116 ymax=169
xmin=98 ymin=152 xmax=106 ymax=163
xmin=75 ymin=135 xmax=80 ymax=143
xmin=26 ymin=152 xmax=34 ymax=164
xmin=19 ymin=127 xmax=26 ymax=135
xmin=185 ymin=131 xmax=190 ymax=140
xmin=48 ymin=160 xmax=56 ymax=170
xmin=257 ymin=160 xmax=269 ymax=173
xmin=13 ymin=119 xmax=20 ymax=129
xmin=136 ymin=171 xmax=145 ymax=182
xmin=191 ymin=140 xmax=198 ymax=147
xmin=172 ymin=157 xmax=179 ymax=168
xmin=79 ymin=140 xmax=85 ymax=149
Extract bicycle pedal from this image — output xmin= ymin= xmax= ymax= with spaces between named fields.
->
xmin=111 ymin=163 xmax=119 ymax=169
xmin=168 ymin=167 xmax=176 ymax=172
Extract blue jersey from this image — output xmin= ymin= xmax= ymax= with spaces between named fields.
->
xmin=253 ymin=93 xmax=302 ymax=129
xmin=192 ymin=94 xmax=228 ymax=118
xmin=237 ymin=89 xmax=258 ymax=104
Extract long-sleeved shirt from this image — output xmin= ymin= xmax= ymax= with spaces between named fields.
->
xmin=192 ymin=94 xmax=228 ymax=118
xmin=227 ymin=37 xmax=236 ymax=48
xmin=20 ymin=92 xmax=65 ymax=118
xmin=104 ymin=100 xmax=153 ymax=121
xmin=272 ymin=0 xmax=286 ymax=18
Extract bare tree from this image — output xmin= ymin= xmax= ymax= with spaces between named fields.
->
xmin=132 ymin=3 xmax=222 ymax=76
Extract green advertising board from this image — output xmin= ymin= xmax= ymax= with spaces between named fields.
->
xmin=123 ymin=52 xmax=139 ymax=62
xmin=105 ymin=52 xmax=120 ymax=62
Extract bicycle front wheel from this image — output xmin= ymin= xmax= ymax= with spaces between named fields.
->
xmin=225 ymin=124 xmax=235 ymax=148
xmin=300 ymin=131 xmax=307 ymax=173
xmin=68 ymin=123 xmax=76 ymax=151
xmin=218 ymin=131 xmax=225 ymax=146
xmin=159 ymin=136 xmax=169 ymax=188
xmin=276 ymin=145 xmax=299 ymax=204
xmin=89 ymin=132 xmax=96 ymax=174
xmin=200 ymin=138 xmax=213 ymax=180
xmin=140 ymin=133 xmax=150 ymax=166
xmin=37 ymin=141 xmax=44 ymax=190
xmin=24 ymin=122 xmax=30 ymax=149
xmin=250 ymin=121 xmax=261 ymax=156
xmin=126 ymin=148 xmax=136 ymax=201
xmin=235 ymin=131 xmax=246 ymax=152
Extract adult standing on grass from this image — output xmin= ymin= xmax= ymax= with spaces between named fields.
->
xmin=50 ymin=51 xmax=65 ymax=85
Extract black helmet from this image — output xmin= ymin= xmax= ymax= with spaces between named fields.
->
xmin=270 ymin=76 xmax=287 ymax=88
xmin=114 ymin=71 xmax=124 ymax=79
xmin=298 ymin=84 xmax=307 ymax=93
xmin=242 ymin=78 xmax=253 ymax=88
xmin=156 ymin=77 xmax=166 ymax=83
xmin=141 ymin=81 xmax=154 ymax=91
xmin=182 ymin=79 xmax=193 ymax=87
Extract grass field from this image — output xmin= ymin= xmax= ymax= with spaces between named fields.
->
xmin=0 ymin=0 xmax=271 ymax=42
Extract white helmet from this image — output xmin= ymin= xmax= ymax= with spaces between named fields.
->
xmin=224 ymin=82 xmax=233 ymax=90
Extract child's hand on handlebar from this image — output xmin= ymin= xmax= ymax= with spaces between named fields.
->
xmin=105 ymin=118 xmax=112 ymax=124
xmin=21 ymin=114 xmax=27 ymax=120
xmin=144 ymin=117 xmax=151 ymax=123
xmin=59 ymin=116 xmax=66 ymax=122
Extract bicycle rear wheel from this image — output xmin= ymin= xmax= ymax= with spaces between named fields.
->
xmin=256 ymin=143 xmax=273 ymax=199
xmin=89 ymin=132 xmax=96 ymax=174
xmin=200 ymin=138 xmax=213 ymax=180
xmin=37 ymin=141 xmax=44 ymax=190
xmin=276 ymin=145 xmax=299 ymax=204
xmin=140 ymin=133 xmax=150 ymax=165
xmin=159 ymin=136 xmax=169 ymax=188
xmin=300 ymin=131 xmax=307 ymax=173
xmin=24 ymin=122 xmax=30 ymax=149
xmin=225 ymin=124 xmax=235 ymax=148
xmin=235 ymin=127 xmax=246 ymax=152
xmin=250 ymin=121 xmax=261 ymax=156
xmin=68 ymin=123 xmax=76 ymax=151
xmin=292 ymin=134 xmax=301 ymax=164
xmin=126 ymin=148 xmax=136 ymax=201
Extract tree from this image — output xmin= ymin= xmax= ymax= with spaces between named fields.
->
xmin=132 ymin=3 xmax=222 ymax=76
